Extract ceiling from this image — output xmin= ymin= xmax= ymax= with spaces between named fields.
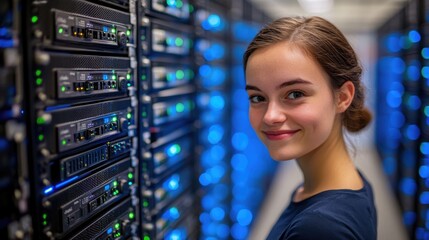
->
xmin=248 ymin=0 xmax=408 ymax=33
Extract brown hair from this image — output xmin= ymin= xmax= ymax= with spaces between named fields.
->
xmin=243 ymin=16 xmax=371 ymax=132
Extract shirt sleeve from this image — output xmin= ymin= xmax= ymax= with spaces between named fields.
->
xmin=283 ymin=212 xmax=358 ymax=240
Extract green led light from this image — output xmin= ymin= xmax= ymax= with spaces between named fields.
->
xmin=61 ymin=139 xmax=67 ymax=145
xmin=142 ymin=112 xmax=147 ymax=117
xmin=111 ymin=28 xmax=116 ymax=34
xmin=127 ymin=113 xmax=132 ymax=119
xmin=35 ymin=69 xmax=42 ymax=77
xmin=129 ymin=212 xmax=135 ymax=219
xmin=143 ymin=200 xmax=149 ymax=207
xmin=113 ymin=181 xmax=118 ymax=187
xmin=175 ymin=37 xmax=184 ymax=47
xmin=144 ymin=236 xmax=150 ymax=240
xmin=128 ymin=172 xmax=133 ymax=179
xmin=58 ymin=27 xmax=64 ymax=34
xmin=36 ymin=78 xmax=43 ymax=86
xmin=126 ymin=30 xmax=131 ymax=36
xmin=115 ymin=223 xmax=120 ymax=230
xmin=126 ymin=73 xmax=131 ymax=80
xmin=42 ymin=214 xmax=47 ymax=219
xmin=166 ymin=0 xmax=175 ymax=6
xmin=61 ymin=86 xmax=66 ymax=92
xmin=112 ymin=75 xmax=117 ymax=80
xmin=175 ymin=70 xmax=184 ymax=79
xmin=176 ymin=102 xmax=185 ymax=113
xmin=31 ymin=16 xmax=38 ymax=24
xmin=127 ymin=83 xmax=131 ymax=87
xmin=112 ymin=116 xmax=118 ymax=122
xmin=141 ymin=75 xmax=147 ymax=80
xmin=43 ymin=220 xmax=47 ymax=226
xmin=176 ymin=0 xmax=183 ymax=8
xmin=36 ymin=117 xmax=45 ymax=125
xmin=189 ymin=4 xmax=194 ymax=13
xmin=38 ymin=134 xmax=44 ymax=141
xmin=187 ymin=69 xmax=194 ymax=78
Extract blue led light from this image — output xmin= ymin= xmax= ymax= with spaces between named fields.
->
xmin=407 ymin=64 xmax=420 ymax=81
xmin=199 ymin=172 xmax=212 ymax=186
xmin=165 ymin=174 xmax=180 ymax=190
xmin=103 ymin=26 xmax=109 ymax=32
xmin=107 ymin=227 xmax=113 ymax=234
xmin=400 ymin=178 xmax=416 ymax=196
xmin=215 ymin=224 xmax=229 ymax=238
xmin=405 ymin=124 xmax=420 ymax=140
xmin=407 ymin=95 xmax=421 ymax=110
xmin=207 ymin=125 xmax=224 ymax=144
xmin=210 ymin=207 xmax=225 ymax=221
xmin=0 ymin=27 xmax=10 ymax=37
xmin=232 ymin=132 xmax=249 ymax=151
xmin=103 ymin=74 xmax=108 ymax=80
xmin=165 ymin=229 xmax=185 ymax=240
xmin=231 ymin=154 xmax=248 ymax=171
xmin=0 ymin=39 xmax=14 ymax=48
xmin=236 ymin=209 xmax=253 ymax=226
xmin=43 ymin=187 xmax=54 ymax=195
xmin=420 ymin=166 xmax=429 ymax=178
xmin=403 ymin=211 xmax=416 ymax=226
xmin=391 ymin=57 xmax=406 ymax=74
xmin=386 ymin=90 xmax=402 ymax=108
xmin=54 ymin=176 xmax=79 ymax=189
xmin=421 ymin=192 xmax=429 ymax=204
xmin=199 ymin=64 xmax=211 ymax=77
xmin=231 ymin=223 xmax=248 ymax=240
xmin=383 ymin=157 xmax=396 ymax=175
xmin=421 ymin=142 xmax=429 ymax=155
xmin=422 ymin=48 xmax=429 ymax=59
xmin=210 ymin=145 xmax=226 ymax=163
xmin=422 ymin=67 xmax=429 ymax=78
xmin=208 ymin=14 xmax=221 ymax=28
xmin=384 ymin=33 xmax=402 ymax=53
xmin=200 ymin=212 xmax=211 ymax=224
xmin=169 ymin=207 xmax=180 ymax=220
xmin=210 ymin=94 xmax=225 ymax=110
xmin=409 ymin=30 xmax=421 ymax=43
xmin=208 ymin=165 xmax=226 ymax=181
xmin=390 ymin=111 xmax=405 ymax=128
xmin=104 ymin=184 xmax=110 ymax=191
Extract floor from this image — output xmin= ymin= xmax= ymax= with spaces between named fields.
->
xmin=248 ymin=138 xmax=409 ymax=240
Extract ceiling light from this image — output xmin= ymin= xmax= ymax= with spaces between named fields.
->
xmin=298 ymin=0 xmax=334 ymax=13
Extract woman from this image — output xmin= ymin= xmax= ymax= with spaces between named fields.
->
xmin=243 ymin=16 xmax=377 ymax=240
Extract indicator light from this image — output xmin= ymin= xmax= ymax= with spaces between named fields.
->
xmin=127 ymin=113 xmax=132 ymax=119
xmin=42 ymin=214 xmax=47 ymax=219
xmin=112 ymin=75 xmax=117 ymax=80
xmin=111 ymin=28 xmax=116 ymax=34
xmin=176 ymin=70 xmax=184 ymax=79
xmin=36 ymin=117 xmax=45 ymax=125
xmin=115 ymin=223 xmax=120 ymax=230
xmin=176 ymin=0 xmax=183 ymax=8
xmin=113 ymin=181 xmax=118 ymax=187
xmin=38 ymin=134 xmax=44 ymax=141
xmin=43 ymin=221 xmax=47 ymax=226
xmin=35 ymin=69 xmax=42 ymax=76
xmin=129 ymin=212 xmax=135 ymax=219
xmin=126 ymin=73 xmax=131 ymax=80
xmin=126 ymin=30 xmax=131 ymax=36
xmin=176 ymin=103 xmax=185 ymax=112
xmin=112 ymin=116 xmax=118 ymax=122
xmin=141 ymin=75 xmax=147 ymax=80
xmin=61 ymin=86 xmax=66 ymax=92
xmin=58 ymin=27 xmax=64 ymax=34
xmin=128 ymin=172 xmax=134 ymax=179
xmin=143 ymin=200 xmax=149 ymax=207
xmin=62 ymin=139 xmax=67 ymax=145
xmin=31 ymin=16 xmax=38 ymax=24
xmin=36 ymin=78 xmax=43 ymax=85
xmin=166 ymin=0 xmax=175 ymax=7
xmin=144 ymin=235 xmax=151 ymax=240
xmin=175 ymin=37 xmax=184 ymax=47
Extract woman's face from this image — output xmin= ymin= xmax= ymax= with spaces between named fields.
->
xmin=245 ymin=42 xmax=341 ymax=161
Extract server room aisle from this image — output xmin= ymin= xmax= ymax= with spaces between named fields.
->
xmin=249 ymin=144 xmax=409 ymax=240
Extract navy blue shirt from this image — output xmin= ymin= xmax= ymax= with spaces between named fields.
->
xmin=266 ymin=172 xmax=377 ymax=240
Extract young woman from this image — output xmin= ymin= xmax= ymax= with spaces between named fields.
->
xmin=243 ymin=16 xmax=377 ymax=240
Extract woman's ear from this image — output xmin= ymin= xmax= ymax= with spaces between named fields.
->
xmin=336 ymin=81 xmax=355 ymax=113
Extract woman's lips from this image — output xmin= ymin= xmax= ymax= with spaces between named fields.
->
xmin=263 ymin=130 xmax=300 ymax=141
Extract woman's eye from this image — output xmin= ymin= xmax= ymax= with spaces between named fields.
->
xmin=249 ymin=95 xmax=265 ymax=103
xmin=287 ymin=91 xmax=304 ymax=100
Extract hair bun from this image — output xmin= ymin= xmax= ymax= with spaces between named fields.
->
xmin=344 ymin=107 xmax=372 ymax=133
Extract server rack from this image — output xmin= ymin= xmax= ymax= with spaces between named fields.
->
xmin=1 ymin=0 xmax=278 ymax=239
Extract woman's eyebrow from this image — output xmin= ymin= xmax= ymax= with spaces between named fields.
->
xmin=278 ymin=79 xmax=312 ymax=89
xmin=246 ymin=79 xmax=312 ymax=91
xmin=245 ymin=85 xmax=260 ymax=91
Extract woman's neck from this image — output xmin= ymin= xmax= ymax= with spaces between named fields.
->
xmin=294 ymin=127 xmax=363 ymax=202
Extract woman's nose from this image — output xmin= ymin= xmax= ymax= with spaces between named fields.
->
xmin=263 ymin=102 xmax=287 ymax=125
